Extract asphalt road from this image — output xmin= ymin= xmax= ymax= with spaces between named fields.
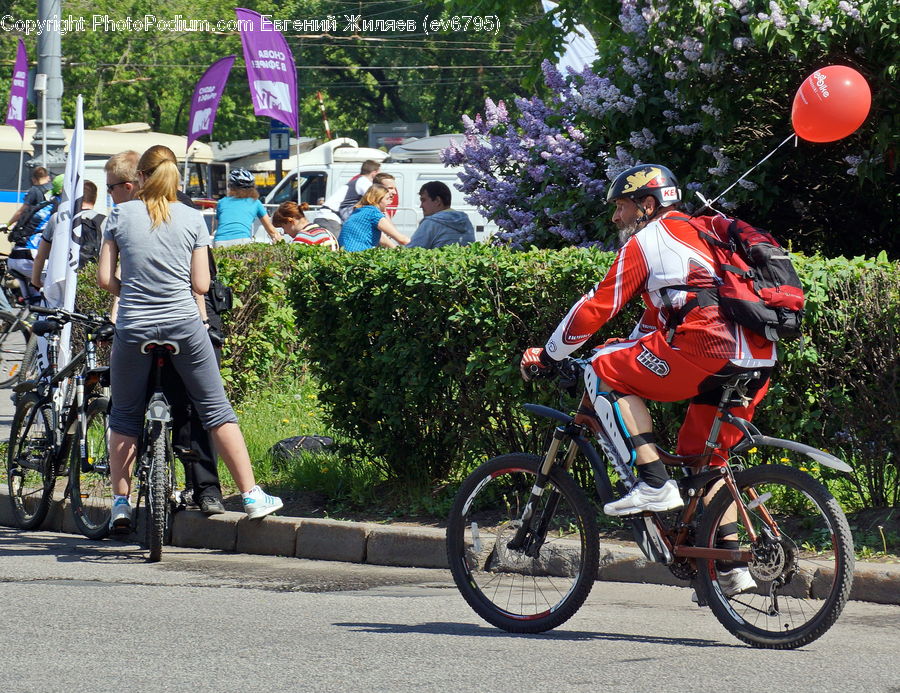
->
xmin=1 ymin=527 xmax=898 ymax=693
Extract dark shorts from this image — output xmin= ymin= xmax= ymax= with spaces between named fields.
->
xmin=109 ymin=318 xmax=237 ymax=437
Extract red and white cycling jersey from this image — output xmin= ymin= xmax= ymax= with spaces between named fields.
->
xmin=545 ymin=210 xmax=776 ymax=368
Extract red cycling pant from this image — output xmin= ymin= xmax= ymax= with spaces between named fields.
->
xmin=590 ymin=330 xmax=770 ymax=466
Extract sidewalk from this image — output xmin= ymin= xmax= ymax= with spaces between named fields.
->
xmin=0 ymin=485 xmax=897 ymax=606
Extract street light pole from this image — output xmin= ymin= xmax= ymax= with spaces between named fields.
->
xmin=29 ymin=0 xmax=67 ymax=173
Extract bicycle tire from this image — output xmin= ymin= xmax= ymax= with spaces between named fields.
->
xmin=697 ymin=464 xmax=854 ymax=649
xmin=0 ymin=310 xmax=31 ymax=388
xmin=69 ymin=397 xmax=112 ymax=540
xmin=15 ymin=333 xmax=41 ymax=388
xmin=446 ymin=453 xmax=599 ymax=633
xmin=145 ymin=422 xmax=173 ymax=562
xmin=6 ymin=393 xmax=55 ymax=529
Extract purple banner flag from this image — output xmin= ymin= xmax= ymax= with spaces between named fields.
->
xmin=5 ymin=39 xmax=28 ymax=139
xmin=187 ymin=55 xmax=235 ymax=149
xmin=235 ymin=8 xmax=298 ymax=132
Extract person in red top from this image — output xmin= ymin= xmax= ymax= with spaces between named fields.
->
xmin=521 ymin=164 xmax=775 ymax=523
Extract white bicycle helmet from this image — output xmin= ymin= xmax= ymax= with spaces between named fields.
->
xmin=228 ymin=168 xmax=255 ymax=189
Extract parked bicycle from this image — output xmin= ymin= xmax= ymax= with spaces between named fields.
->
xmin=5 ymin=305 xmax=114 ymax=538
xmin=446 ymin=357 xmax=854 ymax=649
xmin=0 ymin=255 xmax=38 ymax=387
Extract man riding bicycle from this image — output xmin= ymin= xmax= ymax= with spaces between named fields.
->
xmin=520 ymin=164 xmax=775 ymax=544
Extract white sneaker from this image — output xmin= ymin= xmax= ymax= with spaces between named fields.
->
xmin=109 ymin=498 xmax=133 ymax=531
xmin=603 ymin=480 xmax=684 ymax=516
xmin=692 ymin=567 xmax=757 ymax=603
xmin=242 ymin=486 xmax=283 ymax=519
xmin=717 ymin=567 xmax=756 ymax=596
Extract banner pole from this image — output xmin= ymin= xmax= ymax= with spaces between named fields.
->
xmin=16 ymin=138 xmax=24 ymax=200
xmin=183 ymin=149 xmax=190 ymax=193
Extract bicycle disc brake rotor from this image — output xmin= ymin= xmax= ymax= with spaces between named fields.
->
xmin=749 ymin=538 xmax=792 ymax=582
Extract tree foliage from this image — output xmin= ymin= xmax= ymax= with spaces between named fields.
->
xmin=0 ymin=0 xmax=530 ymax=145
xmin=445 ymin=0 xmax=899 ymax=257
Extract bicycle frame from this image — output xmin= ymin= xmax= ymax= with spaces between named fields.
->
xmin=14 ymin=310 xmax=112 ymax=478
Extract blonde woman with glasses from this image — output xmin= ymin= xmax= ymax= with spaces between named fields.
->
xmin=97 ymin=147 xmax=282 ymax=531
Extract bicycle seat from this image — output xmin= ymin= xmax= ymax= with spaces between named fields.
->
xmin=32 ymin=318 xmax=63 ymax=337
xmin=140 ymin=340 xmax=180 ymax=355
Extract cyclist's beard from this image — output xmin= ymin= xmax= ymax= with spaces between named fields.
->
xmin=617 ymin=221 xmax=641 ymax=246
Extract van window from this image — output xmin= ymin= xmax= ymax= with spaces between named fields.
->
xmin=270 ymin=171 xmax=327 ymax=206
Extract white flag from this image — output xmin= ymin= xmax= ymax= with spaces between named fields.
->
xmin=541 ymin=1 xmax=599 ymax=75
xmin=43 ymin=94 xmax=85 ymax=365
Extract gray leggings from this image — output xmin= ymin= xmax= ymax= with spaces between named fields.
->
xmin=109 ymin=318 xmax=237 ymax=437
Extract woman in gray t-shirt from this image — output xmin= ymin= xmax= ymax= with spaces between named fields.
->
xmin=98 ymin=147 xmax=282 ymax=528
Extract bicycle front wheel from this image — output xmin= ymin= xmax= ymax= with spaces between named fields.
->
xmin=6 ymin=393 xmax=55 ymax=529
xmin=697 ymin=464 xmax=854 ymax=649
xmin=69 ymin=397 xmax=112 ymax=540
xmin=446 ymin=454 xmax=599 ymax=634
xmin=145 ymin=423 xmax=174 ymax=562
xmin=0 ymin=310 xmax=31 ymax=388
xmin=15 ymin=333 xmax=41 ymax=387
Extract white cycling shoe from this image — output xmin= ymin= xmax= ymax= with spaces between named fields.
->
xmin=603 ymin=480 xmax=684 ymax=516
xmin=693 ymin=567 xmax=757 ymax=603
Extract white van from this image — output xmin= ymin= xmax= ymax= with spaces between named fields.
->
xmin=262 ymin=136 xmax=496 ymax=242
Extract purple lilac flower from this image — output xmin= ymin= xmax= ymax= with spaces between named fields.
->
xmin=540 ymin=59 xmax=567 ymax=93
xmin=629 ymin=128 xmax=657 ymax=150
xmin=768 ymin=1 xmax=787 ymax=28
xmin=737 ymin=178 xmax=758 ymax=191
xmin=733 ymin=37 xmax=751 ymax=50
xmin=620 ymin=0 xmax=648 ymax=36
xmin=838 ymin=1 xmax=861 ymax=20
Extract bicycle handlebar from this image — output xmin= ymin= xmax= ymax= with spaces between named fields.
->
xmin=29 ymin=304 xmax=111 ymax=330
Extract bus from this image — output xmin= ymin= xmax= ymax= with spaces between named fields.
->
xmin=0 ymin=122 xmax=216 ymax=222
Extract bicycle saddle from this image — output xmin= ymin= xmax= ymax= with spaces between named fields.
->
xmin=140 ymin=340 xmax=180 ymax=355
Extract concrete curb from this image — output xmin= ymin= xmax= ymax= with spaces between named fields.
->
xmin=1 ymin=488 xmax=898 ymax=606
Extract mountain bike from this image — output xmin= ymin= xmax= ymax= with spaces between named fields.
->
xmin=445 ymin=357 xmax=855 ymax=649
xmin=6 ymin=305 xmax=114 ymax=537
xmin=0 ymin=257 xmax=38 ymax=387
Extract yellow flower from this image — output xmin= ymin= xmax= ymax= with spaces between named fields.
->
xmin=281 ymin=418 xmax=290 ymax=423
xmin=799 ymin=466 xmax=809 ymax=472
xmin=748 ymin=447 xmax=758 ymax=454
xmin=781 ymin=457 xmax=791 ymax=463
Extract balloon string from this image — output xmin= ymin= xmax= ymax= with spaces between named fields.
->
xmin=700 ymin=132 xmax=796 ymax=211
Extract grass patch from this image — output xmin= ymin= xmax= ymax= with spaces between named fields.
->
xmin=226 ymin=375 xmax=386 ymax=507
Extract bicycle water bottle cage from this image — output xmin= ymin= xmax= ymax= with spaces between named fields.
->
xmin=140 ymin=340 xmax=180 ymax=355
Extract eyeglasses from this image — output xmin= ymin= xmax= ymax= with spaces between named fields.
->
xmin=106 ymin=180 xmax=133 ymax=192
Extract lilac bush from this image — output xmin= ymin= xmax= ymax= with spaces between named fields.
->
xmin=444 ymin=0 xmax=896 ymax=256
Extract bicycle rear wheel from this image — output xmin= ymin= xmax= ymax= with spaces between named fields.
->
xmin=145 ymin=422 xmax=174 ymax=562
xmin=6 ymin=393 xmax=55 ymax=529
xmin=0 ymin=310 xmax=31 ymax=388
xmin=69 ymin=397 xmax=112 ymax=540
xmin=697 ymin=464 xmax=854 ymax=649
xmin=446 ymin=453 xmax=599 ymax=633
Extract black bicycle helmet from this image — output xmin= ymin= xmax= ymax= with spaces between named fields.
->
xmin=606 ymin=164 xmax=681 ymax=208
xmin=228 ymin=168 xmax=255 ymax=189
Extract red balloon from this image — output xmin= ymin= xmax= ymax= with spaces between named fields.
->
xmin=791 ymin=65 xmax=872 ymax=142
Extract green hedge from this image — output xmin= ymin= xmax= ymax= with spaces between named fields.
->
xmin=76 ymin=244 xmax=899 ymax=505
